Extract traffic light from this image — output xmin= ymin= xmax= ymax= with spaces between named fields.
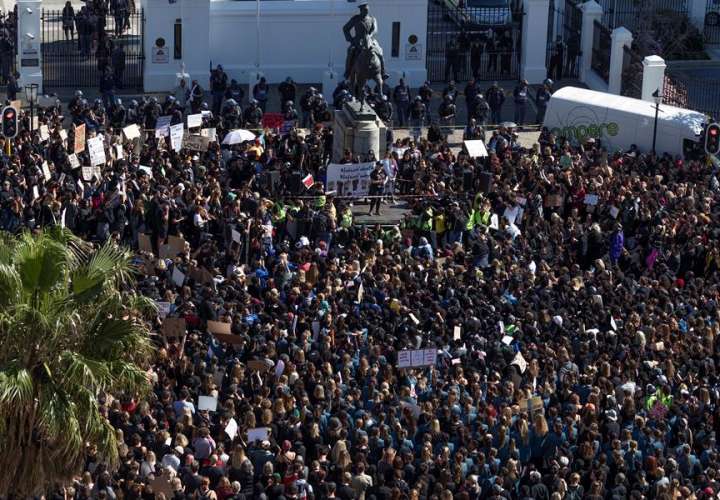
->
xmin=1 ymin=106 xmax=17 ymax=139
xmin=706 ymin=122 xmax=720 ymax=156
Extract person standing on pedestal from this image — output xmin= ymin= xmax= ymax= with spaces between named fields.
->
xmin=393 ymin=78 xmax=411 ymax=127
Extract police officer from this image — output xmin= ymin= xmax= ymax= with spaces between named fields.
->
xmin=438 ymin=95 xmax=456 ymax=137
xmin=471 ymin=93 xmax=490 ymax=126
xmin=443 ymin=80 xmax=459 ymax=104
xmin=312 ymin=94 xmax=332 ymax=124
xmin=222 ymin=98 xmax=241 ymax=129
xmin=513 ymin=79 xmax=529 ymax=126
xmin=374 ymin=94 xmax=393 ymax=124
xmin=418 ymin=82 xmax=433 ymax=125
xmin=333 ymin=90 xmax=352 ymax=111
xmin=536 ymin=79 xmax=553 ymax=124
xmin=243 ymin=98 xmax=263 ymax=129
xmin=109 ymin=98 xmax=126 ymax=129
xmin=410 ymin=96 xmax=426 ymax=141
xmin=393 ymin=78 xmax=411 ymax=127
xmin=486 ymin=82 xmax=505 ymax=125
xmin=126 ymin=99 xmax=140 ymax=125
xmin=283 ymin=101 xmax=299 ymax=125
xmin=464 ymin=78 xmax=481 ymax=120
xmin=332 ymin=80 xmax=351 ymax=105
xmin=279 ymin=77 xmax=297 ymax=106
xmin=300 ymin=87 xmax=317 ymax=128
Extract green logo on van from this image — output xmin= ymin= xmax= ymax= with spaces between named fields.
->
xmin=551 ymin=122 xmax=619 ymax=141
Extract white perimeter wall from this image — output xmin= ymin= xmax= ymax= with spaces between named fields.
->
xmin=143 ymin=0 xmax=428 ymax=92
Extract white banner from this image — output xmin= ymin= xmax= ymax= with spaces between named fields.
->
xmin=170 ymin=123 xmax=184 ymax=152
xmin=87 ymin=136 xmax=106 ymax=166
xmin=325 ymin=162 xmax=374 ymax=198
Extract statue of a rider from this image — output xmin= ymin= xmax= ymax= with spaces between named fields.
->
xmin=343 ymin=1 xmax=390 ymax=81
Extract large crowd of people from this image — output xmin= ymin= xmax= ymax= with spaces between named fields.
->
xmin=3 ymin=65 xmax=720 ymax=500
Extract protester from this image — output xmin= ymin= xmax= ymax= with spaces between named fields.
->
xmin=2 ymin=71 xmax=720 ymax=500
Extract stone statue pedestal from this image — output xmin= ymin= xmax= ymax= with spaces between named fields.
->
xmin=332 ymin=100 xmax=387 ymax=162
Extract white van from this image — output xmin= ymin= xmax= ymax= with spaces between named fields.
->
xmin=543 ymin=86 xmax=709 ymax=158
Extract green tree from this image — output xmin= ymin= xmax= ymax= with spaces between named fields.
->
xmin=0 ymin=229 xmax=154 ymax=496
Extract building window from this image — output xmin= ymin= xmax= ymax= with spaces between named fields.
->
xmin=391 ymin=22 xmax=400 ymax=58
xmin=174 ymin=20 xmax=182 ymax=60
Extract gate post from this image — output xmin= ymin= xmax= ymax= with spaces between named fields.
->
xmin=579 ymin=1 xmax=602 ymax=84
xmin=641 ymin=55 xmax=666 ymax=102
xmin=608 ymin=27 xmax=632 ymax=95
xmin=521 ymin=0 xmax=550 ymax=83
xmin=688 ymin=0 xmax=706 ymax=31
xmin=16 ymin=0 xmax=42 ymax=92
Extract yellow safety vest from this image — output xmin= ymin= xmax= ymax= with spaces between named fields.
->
xmin=341 ymin=210 xmax=353 ymax=228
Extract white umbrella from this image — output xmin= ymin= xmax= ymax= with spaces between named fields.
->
xmin=222 ymin=129 xmax=256 ymax=145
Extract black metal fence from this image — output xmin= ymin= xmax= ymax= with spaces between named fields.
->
xmin=664 ymin=71 xmax=720 ymax=120
xmin=620 ymin=45 xmax=643 ymax=99
xmin=426 ymin=1 xmax=523 ymax=82
xmin=0 ymin=12 xmax=17 ymax=86
xmin=546 ymin=0 xmax=582 ymax=80
xmin=591 ymin=19 xmax=611 ymax=83
xmin=598 ymin=0 xmax=688 ymax=31
xmin=706 ymin=0 xmax=720 ymax=43
xmin=41 ymin=8 xmax=145 ymax=90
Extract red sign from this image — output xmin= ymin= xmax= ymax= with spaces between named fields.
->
xmin=262 ymin=113 xmax=284 ymax=130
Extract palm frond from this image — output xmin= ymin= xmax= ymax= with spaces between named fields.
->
xmin=0 ymin=263 xmax=22 ymax=309
xmin=70 ymin=242 xmax=133 ymax=304
xmin=0 ymin=365 xmax=33 ymax=406
xmin=58 ymin=351 xmax=113 ymax=394
xmin=14 ymin=233 xmax=67 ymax=295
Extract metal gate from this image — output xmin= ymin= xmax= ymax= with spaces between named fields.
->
xmin=591 ymin=19 xmax=611 ymax=83
xmin=41 ymin=7 xmax=145 ymax=90
xmin=706 ymin=0 xmax=720 ymax=43
xmin=426 ymin=0 xmax=523 ymax=82
xmin=546 ymin=0 xmax=582 ymax=81
xmin=620 ymin=45 xmax=642 ymax=99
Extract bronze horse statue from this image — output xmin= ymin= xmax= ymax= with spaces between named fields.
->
xmin=347 ymin=46 xmax=384 ymax=110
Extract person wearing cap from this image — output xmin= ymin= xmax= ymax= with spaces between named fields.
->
xmin=536 ymin=80 xmax=552 ymax=124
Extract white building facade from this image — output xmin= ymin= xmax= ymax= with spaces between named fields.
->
xmin=142 ymin=0 xmax=429 ymax=92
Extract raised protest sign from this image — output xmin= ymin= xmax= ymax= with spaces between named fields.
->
xmin=74 ymin=124 xmax=86 ymax=154
xmin=464 ymin=140 xmax=489 ymax=158
xmin=155 ymin=115 xmax=171 ymax=137
xmin=187 ymin=113 xmax=203 ymax=129
xmin=123 ymin=124 xmax=141 ymax=141
xmin=182 ymin=134 xmax=210 ymax=152
xmin=325 ymin=162 xmax=374 ymax=198
xmin=161 ymin=317 xmax=186 ymax=338
xmin=397 ymin=348 xmax=438 ymax=368
xmin=207 ymin=321 xmax=232 ymax=335
xmin=87 ymin=136 xmax=106 ymax=166
xmin=170 ymin=123 xmax=184 ymax=152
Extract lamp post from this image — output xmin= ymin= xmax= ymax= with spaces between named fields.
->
xmin=651 ymin=88 xmax=662 ymax=154
xmin=24 ymin=83 xmax=38 ymax=132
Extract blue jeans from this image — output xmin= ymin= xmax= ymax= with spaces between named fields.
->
xmin=491 ymin=108 xmax=502 ymax=125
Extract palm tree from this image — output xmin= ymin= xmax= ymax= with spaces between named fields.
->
xmin=0 ymin=228 xmax=154 ymax=497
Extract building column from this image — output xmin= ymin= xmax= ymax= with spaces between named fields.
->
xmin=521 ymin=0 xmax=550 ymax=84
xmin=641 ymin=55 xmax=666 ymax=102
xmin=579 ymin=0 xmax=603 ymax=84
xmin=608 ymin=27 xmax=632 ymax=95
xmin=16 ymin=0 xmax=42 ymax=92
